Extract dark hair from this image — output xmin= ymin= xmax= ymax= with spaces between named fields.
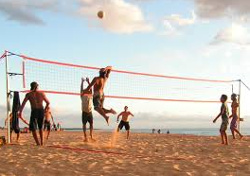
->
xmin=30 ymin=82 xmax=38 ymax=91
xmin=124 ymin=106 xmax=128 ymax=109
xmin=231 ymin=93 xmax=237 ymax=98
xmin=99 ymin=68 xmax=106 ymax=78
xmin=221 ymin=94 xmax=228 ymax=101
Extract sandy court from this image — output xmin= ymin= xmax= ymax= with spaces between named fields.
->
xmin=0 ymin=130 xmax=249 ymax=176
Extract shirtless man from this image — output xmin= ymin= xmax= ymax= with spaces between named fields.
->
xmin=117 ymin=106 xmax=134 ymax=139
xmin=44 ymin=106 xmax=55 ymax=140
xmin=229 ymin=93 xmax=243 ymax=139
xmin=19 ymin=82 xmax=50 ymax=146
xmin=85 ymin=66 xmax=116 ymax=125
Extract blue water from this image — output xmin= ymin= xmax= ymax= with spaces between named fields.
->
xmin=64 ymin=128 xmax=250 ymax=136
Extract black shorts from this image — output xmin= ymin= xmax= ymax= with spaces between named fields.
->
xmin=118 ymin=121 xmax=130 ymax=131
xmin=82 ymin=111 xmax=93 ymax=125
xmin=44 ymin=120 xmax=51 ymax=131
xmin=93 ymin=95 xmax=104 ymax=108
xmin=29 ymin=109 xmax=44 ymax=131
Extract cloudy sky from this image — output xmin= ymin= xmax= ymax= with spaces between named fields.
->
xmin=0 ymin=0 xmax=250 ymax=130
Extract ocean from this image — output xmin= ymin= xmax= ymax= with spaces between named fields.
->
xmin=64 ymin=128 xmax=250 ymax=136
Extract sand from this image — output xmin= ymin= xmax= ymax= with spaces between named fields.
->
xmin=0 ymin=130 xmax=249 ymax=176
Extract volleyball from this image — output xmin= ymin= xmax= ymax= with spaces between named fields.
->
xmin=97 ymin=11 xmax=104 ymax=19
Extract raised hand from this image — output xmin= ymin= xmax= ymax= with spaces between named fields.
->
xmin=86 ymin=77 xmax=90 ymax=84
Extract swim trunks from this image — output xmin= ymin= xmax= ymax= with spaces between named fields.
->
xmin=29 ymin=109 xmax=44 ymax=131
xmin=118 ymin=120 xmax=130 ymax=131
xmin=82 ymin=111 xmax=93 ymax=125
xmin=93 ymin=93 xmax=104 ymax=108
xmin=230 ymin=115 xmax=238 ymax=130
xmin=44 ymin=120 xmax=51 ymax=131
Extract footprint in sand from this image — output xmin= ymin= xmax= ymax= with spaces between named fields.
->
xmin=239 ymin=159 xmax=248 ymax=163
xmin=173 ymin=164 xmax=181 ymax=171
xmin=88 ymin=162 xmax=98 ymax=169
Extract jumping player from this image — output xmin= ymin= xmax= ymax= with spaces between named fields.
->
xmin=81 ymin=77 xmax=95 ymax=142
xmin=229 ymin=93 xmax=243 ymax=139
xmin=117 ymin=106 xmax=134 ymax=139
xmin=85 ymin=66 xmax=116 ymax=125
xmin=19 ymin=82 xmax=50 ymax=146
xmin=213 ymin=94 xmax=229 ymax=145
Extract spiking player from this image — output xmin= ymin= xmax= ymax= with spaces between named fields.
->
xmin=85 ymin=66 xmax=116 ymax=125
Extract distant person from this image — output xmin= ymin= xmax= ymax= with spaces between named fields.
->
xmin=85 ymin=66 xmax=116 ymax=125
xmin=19 ymin=82 xmax=50 ymax=146
xmin=167 ymin=130 xmax=170 ymax=134
xmin=43 ymin=106 xmax=56 ymax=140
xmin=152 ymin=129 xmax=155 ymax=134
xmin=157 ymin=129 xmax=161 ymax=134
xmin=21 ymin=127 xmax=29 ymax=133
xmin=117 ymin=106 xmax=134 ymax=139
xmin=81 ymin=77 xmax=95 ymax=142
xmin=57 ymin=123 xmax=61 ymax=131
xmin=213 ymin=94 xmax=229 ymax=145
xmin=229 ymin=93 xmax=243 ymax=139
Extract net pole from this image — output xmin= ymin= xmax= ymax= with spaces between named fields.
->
xmin=22 ymin=60 xmax=26 ymax=88
xmin=5 ymin=51 xmax=11 ymax=144
xmin=238 ymin=79 xmax=242 ymax=132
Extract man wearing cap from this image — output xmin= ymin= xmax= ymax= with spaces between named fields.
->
xmin=85 ymin=66 xmax=116 ymax=125
xmin=19 ymin=82 xmax=50 ymax=146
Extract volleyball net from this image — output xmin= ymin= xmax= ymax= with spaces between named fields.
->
xmin=4 ymin=51 xmax=236 ymax=103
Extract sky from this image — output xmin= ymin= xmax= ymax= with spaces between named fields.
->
xmin=0 ymin=0 xmax=250 ymax=130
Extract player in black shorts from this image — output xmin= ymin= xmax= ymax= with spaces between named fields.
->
xmin=117 ymin=106 xmax=134 ymax=139
xmin=19 ymin=82 xmax=50 ymax=146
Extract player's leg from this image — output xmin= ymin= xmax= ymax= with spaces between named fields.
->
xmin=89 ymin=113 xmax=95 ymax=141
xmin=82 ymin=112 xmax=88 ymax=142
xmin=234 ymin=129 xmax=243 ymax=139
xmin=125 ymin=122 xmax=130 ymax=139
xmin=100 ymin=97 xmax=116 ymax=115
xmin=16 ymin=132 xmax=20 ymax=142
xmin=37 ymin=110 xmax=45 ymax=146
xmin=30 ymin=111 xmax=40 ymax=145
xmin=46 ymin=123 xmax=51 ymax=140
xmin=220 ymin=129 xmax=224 ymax=144
xmin=224 ymin=131 xmax=228 ymax=145
xmin=93 ymin=96 xmax=110 ymax=125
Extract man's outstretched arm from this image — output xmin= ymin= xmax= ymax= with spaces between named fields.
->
xmin=43 ymin=93 xmax=50 ymax=111
xmin=80 ymin=78 xmax=84 ymax=94
xmin=19 ymin=94 xmax=29 ymax=114
xmin=105 ymin=66 xmax=112 ymax=79
xmin=130 ymin=112 xmax=134 ymax=117
xmin=117 ymin=112 xmax=123 ymax=122
xmin=86 ymin=77 xmax=97 ymax=91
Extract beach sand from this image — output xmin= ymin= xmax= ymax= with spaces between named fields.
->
xmin=0 ymin=130 xmax=249 ymax=176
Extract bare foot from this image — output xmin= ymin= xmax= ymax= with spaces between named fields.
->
xmin=240 ymin=135 xmax=244 ymax=140
xmin=90 ymin=138 xmax=96 ymax=142
xmin=110 ymin=109 xmax=117 ymax=115
xmin=84 ymin=138 xmax=88 ymax=142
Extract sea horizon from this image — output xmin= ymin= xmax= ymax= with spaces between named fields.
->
xmin=63 ymin=127 xmax=250 ymax=136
